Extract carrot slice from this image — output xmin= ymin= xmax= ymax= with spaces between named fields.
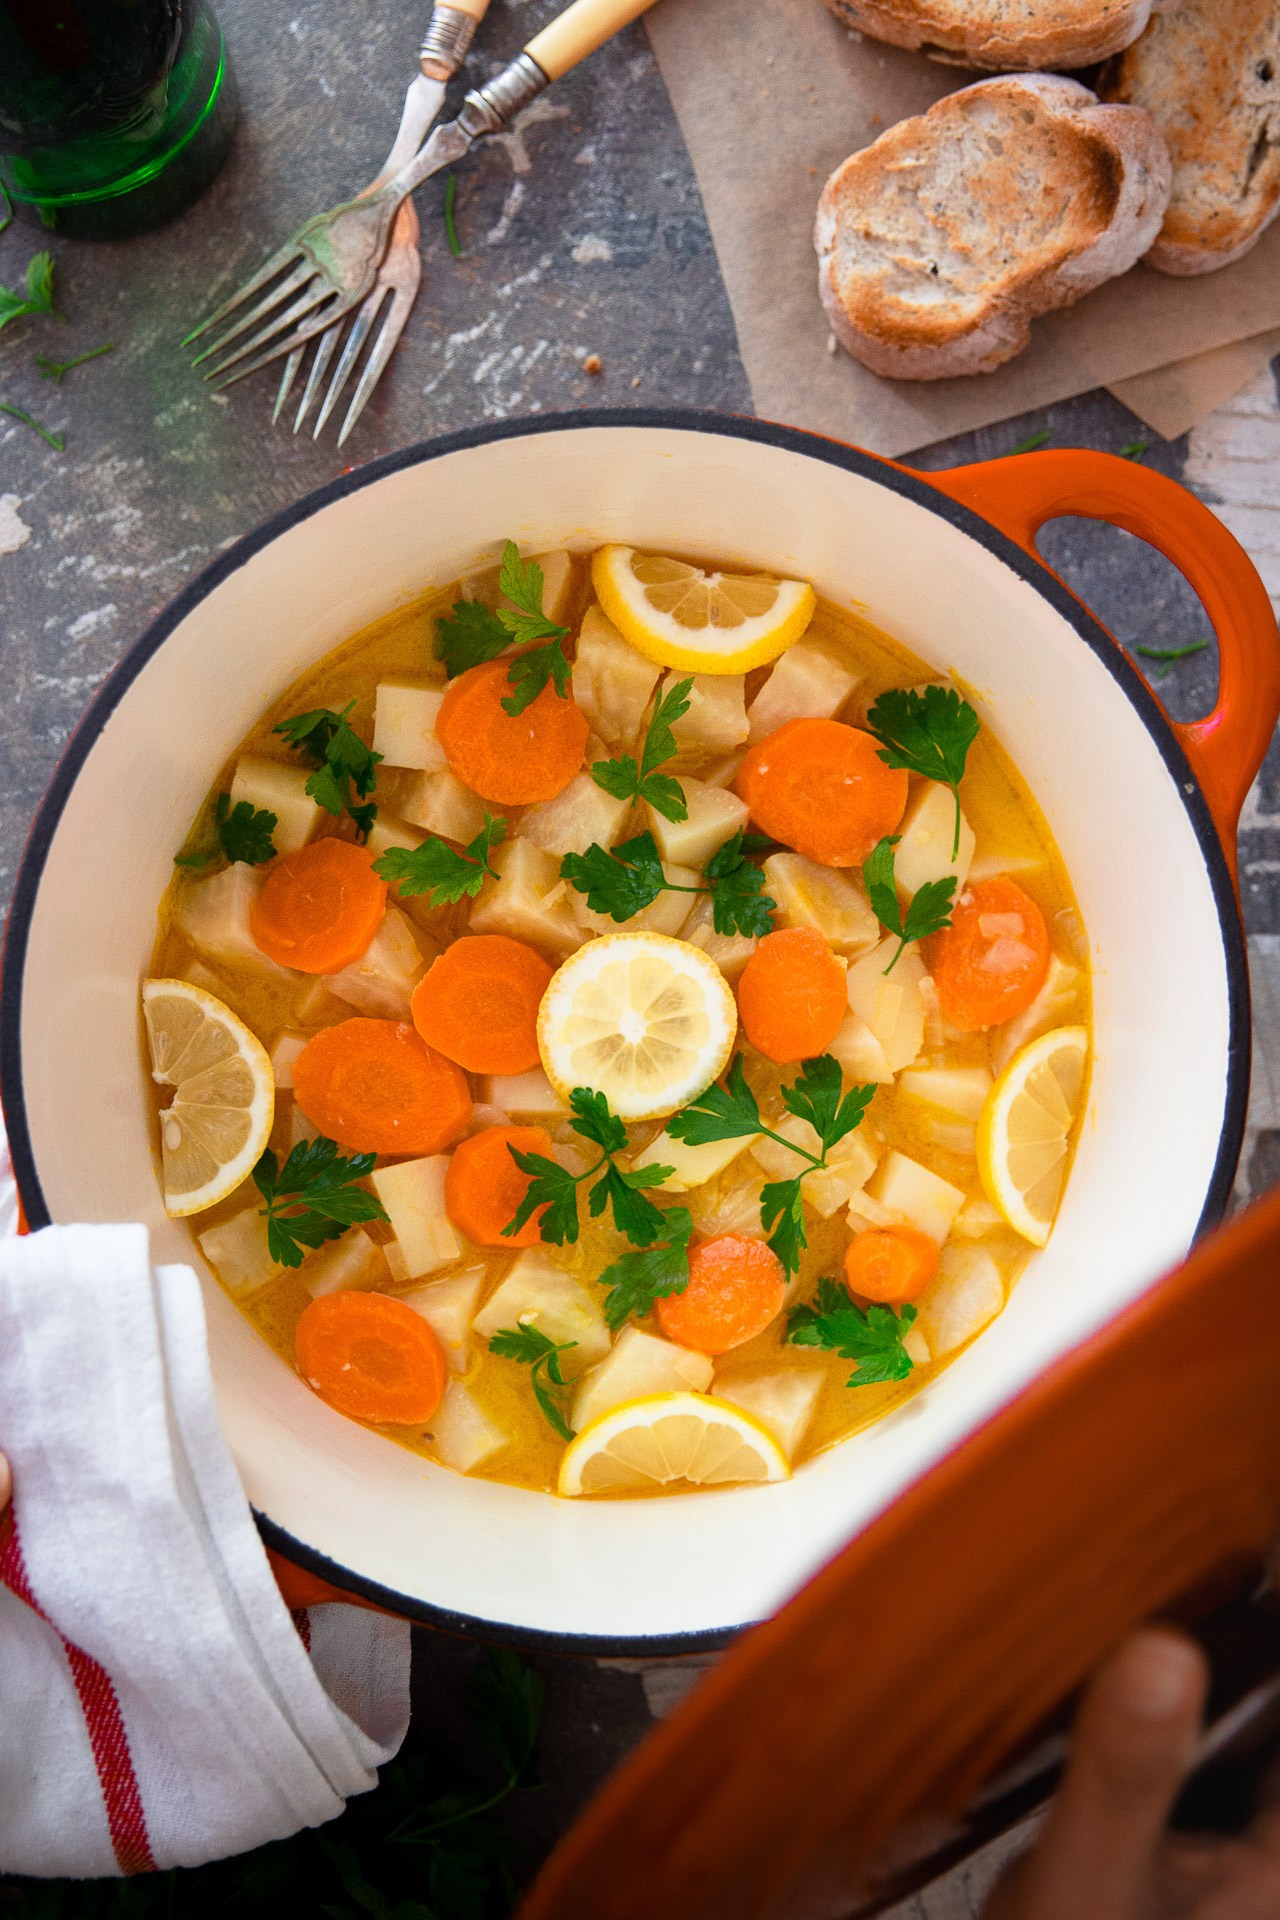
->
xmin=735 ymin=718 xmax=908 ymax=867
xmin=736 ymin=925 xmax=848 ymax=1063
xmin=845 ymin=1225 xmax=938 ymax=1304
xmin=292 ymin=1018 xmax=472 ymax=1156
xmin=295 ymin=1290 xmax=447 ymax=1425
xmin=929 ymin=875 xmax=1051 ymax=1032
xmin=658 ymin=1235 xmax=786 ymax=1355
xmin=436 ymin=657 xmax=589 ymax=804
xmin=411 ymin=935 xmax=553 ymax=1074
xmin=249 ymin=838 xmax=387 ymax=974
xmin=445 ymin=1124 xmax=553 ymax=1247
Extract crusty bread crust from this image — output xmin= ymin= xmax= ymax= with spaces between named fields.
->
xmin=1099 ymin=0 xmax=1280 ymax=275
xmin=814 ymin=75 xmax=1171 ymax=380
xmin=822 ymin=0 xmax=1180 ymax=72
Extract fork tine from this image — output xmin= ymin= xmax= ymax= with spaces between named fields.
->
xmin=272 ymin=348 xmax=305 ymax=425
xmin=336 ymin=284 xmax=415 ymax=448
xmin=182 ymin=240 xmax=306 ymax=347
xmin=204 ymin=281 xmax=337 ymax=383
xmin=292 ymin=324 xmax=342 ymax=435
xmin=312 ymin=289 xmax=385 ymax=439
xmin=191 ymin=260 xmax=318 ymax=367
xmin=210 ymin=310 xmax=342 ymax=391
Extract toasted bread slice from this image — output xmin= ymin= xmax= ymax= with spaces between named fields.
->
xmin=815 ymin=76 xmax=1171 ymax=381
xmin=823 ymin=0 xmax=1179 ymax=70
xmin=1099 ymin=0 xmax=1280 ymax=275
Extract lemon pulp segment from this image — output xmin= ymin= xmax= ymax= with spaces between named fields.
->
xmin=143 ymin=979 xmax=275 ymax=1217
xmin=977 ymin=1026 xmax=1088 ymax=1246
xmin=592 ymin=544 xmax=816 ymax=673
xmin=558 ymin=1392 xmax=789 ymax=1496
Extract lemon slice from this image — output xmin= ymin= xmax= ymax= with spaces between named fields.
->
xmin=142 ymin=979 xmax=275 ymax=1217
xmin=976 ymin=1026 xmax=1089 ymax=1247
xmin=591 ymin=544 xmax=816 ymax=673
xmin=559 ymin=1391 xmax=789 ymax=1496
xmin=538 ymin=932 xmax=737 ymax=1122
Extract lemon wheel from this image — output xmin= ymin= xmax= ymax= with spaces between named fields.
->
xmin=537 ymin=932 xmax=737 ymax=1122
xmin=558 ymin=1392 xmax=789 ymax=1496
xmin=976 ymin=1026 xmax=1088 ymax=1246
xmin=142 ymin=979 xmax=275 ymax=1217
xmin=592 ymin=544 xmax=816 ymax=673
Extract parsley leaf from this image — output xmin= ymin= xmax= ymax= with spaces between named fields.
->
xmin=560 ymin=831 xmax=669 ymax=922
xmin=488 ymin=1324 xmax=577 ymax=1440
xmin=598 ymin=1207 xmax=694 ymax=1331
xmin=500 ymin=636 xmax=570 ymax=717
xmin=787 ymin=1276 xmax=918 ymax=1386
xmin=252 ymin=1137 xmax=388 ymax=1269
xmin=703 ymin=829 xmax=778 ymax=937
xmin=374 ymin=811 xmax=506 ymax=907
xmin=0 ymin=251 xmax=62 ymax=333
xmin=866 ymin=684 xmax=980 ymax=860
xmin=669 ymin=1055 xmax=876 ymax=1276
xmin=591 ymin=677 xmax=692 ymax=824
xmin=436 ymin=596 xmax=511 ymax=678
xmin=496 ymin=543 xmax=567 ymax=647
xmin=215 ymin=792 xmax=277 ymax=865
xmin=862 ymin=835 xmax=956 ymax=975
xmin=503 ymin=1086 xmax=675 ymax=1250
xmin=274 ymin=701 xmax=382 ymax=841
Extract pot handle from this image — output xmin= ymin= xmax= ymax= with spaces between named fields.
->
xmin=920 ymin=449 xmax=1280 ymax=878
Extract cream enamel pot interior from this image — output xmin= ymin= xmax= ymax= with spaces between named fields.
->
xmin=4 ymin=413 xmax=1275 ymax=1653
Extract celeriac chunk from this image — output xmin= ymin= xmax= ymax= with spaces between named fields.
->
xmin=471 ymin=837 xmax=585 ymax=956
xmin=638 ymin=1129 xmax=759 ymax=1193
xmin=764 ymin=851 xmax=879 ymax=957
xmin=990 ymin=954 xmax=1082 ymax=1074
xmin=430 ymin=1381 xmax=509 ymax=1474
xmin=229 ymin=755 xmax=323 ymax=857
xmin=197 ymin=1208 xmax=275 ymax=1297
xmin=270 ymin=1030 xmax=307 ymax=1090
xmin=472 ymin=1250 xmax=611 ymax=1372
xmin=751 ymin=1115 xmax=877 ymax=1219
xmin=913 ymin=1244 xmax=1005 ymax=1358
xmin=372 ymin=683 xmax=448 ymax=773
xmin=571 ymin=860 xmax=703 ymax=938
xmin=844 ymin=938 xmax=928 ymax=1073
xmin=323 ymin=904 xmax=425 ymax=1017
xmin=893 ymin=781 xmax=975 ymax=902
xmin=664 ymin=671 xmax=749 ymax=752
xmin=827 ymin=1009 xmax=894 ymax=1083
xmin=398 ymin=769 xmax=488 ymax=845
xmin=746 ymin=639 xmax=859 ymax=740
xmin=176 ymin=864 xmax=297 ymax=981
xmin=461 ymin=548 xmax=575 ymax=627
xmin=897 ymin=1064 xmax=992 ymax=1121
xmin=520 ymin=771 xmax=631 ymax=858
xmin=713 ymin=1369 xmax=822 ymax=1460
xmin=365 ymin=813 xmax=425 ymax=861
xmin=571 ymin=1326 xmax=714 ymax=1432
xmin=646 ymin=778 xmax=749 ymax=868
xmin=677 ymin=893 xmax=757 ymax=983
xmin=400 ymin=1266 xmax=485 ymax=1369
xmin=479 ymin=1067 xmax=570 ymax=1118
xmin=864 ymin=1150 xmax=965 ymax=1245
xmin=370 ymin=1155 xmax=461 ymax=1279
xmin=301 ymin=1229 xmax=389 ymax=1299
xmin=571 ymin=605 xmax=661 ymax=745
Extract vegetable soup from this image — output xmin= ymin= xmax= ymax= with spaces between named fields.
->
xmin=144 ymin=542 xmax=1090 ymax=1498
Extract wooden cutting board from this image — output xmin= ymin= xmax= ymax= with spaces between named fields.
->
xmin=518 ymin=1182 xmax=1280 ymax=1919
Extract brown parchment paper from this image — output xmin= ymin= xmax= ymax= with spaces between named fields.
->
xmin=1107 ymin=328 xmax=1280 ymax=440
xmin=644 ymin=0 xmax=1280 ymax=456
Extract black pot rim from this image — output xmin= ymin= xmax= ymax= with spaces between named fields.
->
xmin=0 ymin=406 xmax=1250 ymax=1657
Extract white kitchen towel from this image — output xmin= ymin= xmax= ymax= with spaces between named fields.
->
xmin=0 ymin=1215 xmax=412 ymax=1877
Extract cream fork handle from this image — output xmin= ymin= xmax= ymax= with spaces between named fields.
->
xmin=524 ymin=0 xmax=661 ymax=81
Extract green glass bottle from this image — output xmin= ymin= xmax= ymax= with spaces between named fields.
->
xmin=0 ymin=0 xmax=238 ymax=240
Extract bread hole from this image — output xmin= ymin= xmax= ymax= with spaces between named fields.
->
xmin=1257 ymin=59 xmax=1275 ymax=84
xmin=985 ymin=136 xmax=1005 ymax=156
xmin=1243 ymin=122 xmax=1273 ymax=193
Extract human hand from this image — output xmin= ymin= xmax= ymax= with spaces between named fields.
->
xmin=983 ymin=1628 xmax=1280 ymax=1918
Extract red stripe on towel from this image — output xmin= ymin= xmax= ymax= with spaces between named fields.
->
xmin=0 ymin=1514 xmax=155 ymax=1876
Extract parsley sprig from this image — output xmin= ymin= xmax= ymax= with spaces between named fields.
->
xmin=669 ymin=1056 xmax=875 ymax=1276
xmin=487 ymin=1324 xmax=578 ymax=1439
xmin=252 ymin=1137 xmax=389 ymax=1269
xmin=787 ymin=1275 xmax=918 ymax=1386
xmin=274 ymin=701 xmax=382 ymax=840
xmin=560 ymin=827 xmax=776 ymax=938
xmin=174 ymin=792 xmax=278 ymax=870
xmin=504 ymin=1087 xmax=675 ymax=1249
xmin=597 ymin=1205 xmax=694 ymax=1331
xmin=591 ymin=676 xmax=691 ymax=823
xmin=0 ymin=251 xmax=61 ymax=333
xmin=866 ymin=684 xmax=980 ymax=860
xmin=374 ymin=810 xmax=505 ymax=907
xmin=436 ymin=540 xmax=571 ymax=717
xmin=863 ymin=835 xmax=955 ymax=974
xmin=37 ymin=342 xmax=112 ymax=383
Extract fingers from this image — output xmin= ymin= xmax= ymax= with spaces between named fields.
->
xmin=0 ymin=1452 xmax=10 ymax=1514
xmin=999 ymin=1628 xmax=1208 ymax=1920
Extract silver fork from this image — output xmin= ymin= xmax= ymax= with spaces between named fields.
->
xmin=185 ymin=0 xmax=664 ymax=391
